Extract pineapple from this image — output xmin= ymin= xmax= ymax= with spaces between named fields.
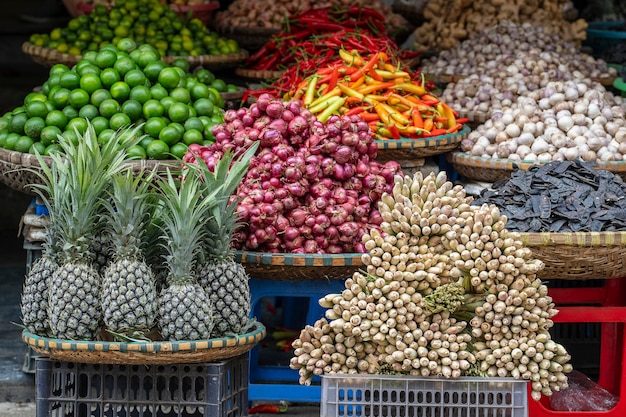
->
xmin=20 ymin=214 xmax=62 ymax=336
xmin=156 ymin=166 xmax=223 ymax=341
xmin=28 ymin=124 xmax=142 ymax=340
xmin=101 ymin=168 xmax=158 ymax=337
xmin=195 ymin=145 xmax=257 ymax=336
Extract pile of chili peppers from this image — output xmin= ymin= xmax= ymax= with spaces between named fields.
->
xmin=285 ymin=50 xmax=467 ymax=140
xmin=244 ymin=5 xmax=421 ymax=98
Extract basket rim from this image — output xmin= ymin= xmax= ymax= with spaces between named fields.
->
xmin=235 ymin=250 xmax=363 ymax=267
xmin=375 ymin=125 xmax=470 ymax=150
xmin=214 ymin=23 xmax=280 ymax=36
xmin=22 ymin=321 xmax=266 ymax=354
xmin=234 ymin=67 xmax=284 ymax=81
xmin=447 ymin=151 xmax=626 ymax=173
xmin=518 ymin=231 xmax=626 ymax=247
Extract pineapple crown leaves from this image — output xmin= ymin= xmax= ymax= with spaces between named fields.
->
xmin=155 ymin=164 xmax=226 ymax=284
xmin=191 ymin=143 xmax=258 ymax=261
xmin=101 ymin=166 xmax=158 ymax=260
xmin=24 ymin=123 xmax=146 ymax=263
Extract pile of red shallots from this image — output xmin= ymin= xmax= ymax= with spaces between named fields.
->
xmin=184 ymin=93 xmax=401 ymax=254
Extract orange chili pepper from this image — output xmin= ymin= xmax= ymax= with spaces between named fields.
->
xmin=412 ymin=110 xmax=424 ymax=129
xmin=350 ymin=52 xmax=380 ymax=82
xmin=360 ymin=111 xmax=380 ymax=122
xmin=357 ymin=81 xmax=396 ymax=95
xmin=423 ymin=117 xmax=434 ymax=132
xmin=446 ymin=123 xmax=463 ymax=134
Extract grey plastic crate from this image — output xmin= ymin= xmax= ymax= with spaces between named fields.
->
xmin=36 ymin=354 xmax=249 ymax=417
xmin=321 ymin=374 xmax=528 ymax=417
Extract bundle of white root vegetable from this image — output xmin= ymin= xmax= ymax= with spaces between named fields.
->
xmin=290 ymin=171 xmax=572 ymax=401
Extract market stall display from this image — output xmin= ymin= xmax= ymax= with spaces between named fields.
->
xmin=289 ymin=171 xmax=572 ymax=402
xmin=412 ymin=0 xmax=587 ymax=51
xmin=0 ymin=41 xmax=229 ymax=177
xmin=24 ymin=0 xmax=246 ymax=69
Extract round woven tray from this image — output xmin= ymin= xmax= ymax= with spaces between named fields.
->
xmin=447 ymin=152 xmax=626 ymax=183
xmin=214 ymin=24 xmax=279 ymax=52
xmin=22 ymin=42 xmax=248 ymax=70
xmin=234 ymin=68 xmax=284 ymax=82
xmin=22 ymin=322 xmax=266 ymax=365
xmin=0 ymin=147 xmax=180 ymax=196
xmin=220 ymin=86 xmax=247 ymax=101
xmin=235 ymin=251 xmax=363 ymax=281
xmin=518 ymin=231 xmax=626 ymax=280
xmin=375 ymin=125 xmax=469 ymax=162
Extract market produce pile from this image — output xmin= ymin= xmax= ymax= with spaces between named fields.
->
xmin=28 ymin=0 xmax=240 ymax=57
xmin=290 ymin=171 xmax=572 ymax=401
xmin=412 ymin=0 xmax=587 ymax=50
xmin=472 ymin=160 xmax=626 ymax=232
xmin=184 ymin=93 xmax=402 ymax=254
xmin=422 ymin=21 xmax=617 ymax=118
xmin=0 ymin=41 xmax=231 ymax=160
xmin=20 ymin=124 xmax=258 ymax=342
xmin=214 ymin=0 xmax=408 ymax=35
xmin=282 ymin=50 xmax=465 ymax=141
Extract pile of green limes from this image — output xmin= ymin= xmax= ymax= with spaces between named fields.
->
xmin=28 ymin=0 xmax=240 ymax=57
xmin=0 ymin=39 xmax=231 ymax=160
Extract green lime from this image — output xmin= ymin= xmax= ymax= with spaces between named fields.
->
xmin=189 ymin=83 xmax=209 ymax=102
xmin=76 ymin=63 xmax=101 ymax=77
xmin=121 ymin=99 xmax=143 ymax=122
xmin=169 ymin=87 xmax=190 ymax=104
xmin=0 ymin=131 xmax=7 ymax=147
xmin=167 ymin=102 xmax=189 ymax=123
xmin=63 ymin=129 xmax=79 ymax=145
xmin=126 ymin=144 xmax=147 ymax=159
xmin=29 ymin=141 xmax=47 ymax=155
xmin=24 ymin=117 xmax=46 ymax=139
xmin=134 ymin=49 xmax=160 ymax=69
xmin=124 ymin=69 xmax=147 ymax=88
xmin=158 ymin=67 xmax=181 ymax=89
xmin=110 ymin=81 xmax=131 ymax=102
xmin=169 ymin=142 xmax=188 ymax=159
xmin=109 ymin=113 xmax=132 ymax=131
xmin=99 ymin=98 xmax=121 ymax=118
xmin=193 ymin=68 xmax=215 ymax=85
xmin=113 ymin=56 xmax=137 ymax=77
xmin=182 ymin=128 xmax=203 ymax=146
xmin=95 ymin=48 xmax=118 ymax=69
xmin=144 ymin=116 xmax=167 ymax=138
xmin=117 ymin=37 xmax=137 ymax=53
xmin=24 ymin=92 xmax=47 ymax=105
xmin=142 ymin=99 xmax=165 ymax=118
xmin=149 ymin=84 xmax=168 ymax=100
xmin=158 ymin=124 xmax=182 ymax=146
xmin=26 ymin=101 xmax=49 ymax=119
xmin=9 ymin=113 xmax=28 ymax=135
xmin=91 ymin=116 xmax=109 ymax=135
xmin=146 ymin=139 xmax=169 ymax=159
xmin=170 ymin=57 xmax=190 ymax=73
xmin=90 ymin=88 xmax=112 ymax=107
xmin=68 ymin=89 xmax=90 ymax=109
xmin=40 ymin=125 xmax=62 ymax=146
xmin=59 ymin=71 xmax=81 ymax=89
xmin=78 ymin=104 xmax=99 ymax=120
xmin=207 ymin=87 xmax=224 ymax=108
xmin=138 ymin=135 xmax=153 ymax=150
xmin=49 ymin=87 xmax=71 ymax=109
xmin=100 ymin=67 xmax=121 ymax=89
xmin=193 ymin=98 xmax=214 ymax=117
xmin=61 ymin=105 xmax=79 ymax=121
xmin=129 ymin=85 xmax=151 ymax=104
xmin=45 ymin=110 xmax=68 ymax=129
xmin=210 ymin=79 xmax=227 ymax=93
xmin=15 ymin=136 xmax=35 ymax=153
xmin=4 ymin=133 xmax=20 ymax=150
xmin=97 ymin=129 xmax=115 ymax=146
xmin=49 ymin=63 xmax=70 ymax=76
xmin=79 ymin=73 xmax=103 ymax=94
xmin=183 ymin=117 xmax=204 ymax=132
xmin=67 ymin=117 xmax=88 ymax=135
xmin=44 ymin=143 xmax=63 ymax=155
xmin=160 ymin=96 xmax=176 ymax=112
xmin=143 ymin=60 xmax=167 ymax=82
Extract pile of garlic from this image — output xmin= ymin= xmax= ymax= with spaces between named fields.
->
xmin=460 ymin=79 xmax=626 ymax=162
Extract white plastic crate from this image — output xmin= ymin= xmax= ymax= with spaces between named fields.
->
xmin=321 ymin=374 xmax=528 ymax=417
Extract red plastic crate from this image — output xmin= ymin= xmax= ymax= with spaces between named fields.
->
xmin=529 ymin=278 xmax=626 ymax=416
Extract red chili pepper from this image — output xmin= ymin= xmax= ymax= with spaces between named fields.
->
xmin=345 ymin=106 xmax=365 ymax=116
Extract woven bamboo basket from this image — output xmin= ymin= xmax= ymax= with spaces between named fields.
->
xmin=22 ymin=322 xmax=266 ymax=365
xmin=518 ymin=231 xmax=626 ymax=280
xmin=234 ymin=68 xmax=284 ymax=82
xmin=22 ymin=41 xmax=248 ymax=70
xmin=213 ymin=24 xmax=279 ymax=52
xmin=0 ymin=147 xmax=180 ymax=196
xmin=447 ymin=152 xmax=626 ymax=183
xmin=375 ymin=125 xmax=470 ymax=163
xmin=235 ymin=251 xmax=363 ymax=281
